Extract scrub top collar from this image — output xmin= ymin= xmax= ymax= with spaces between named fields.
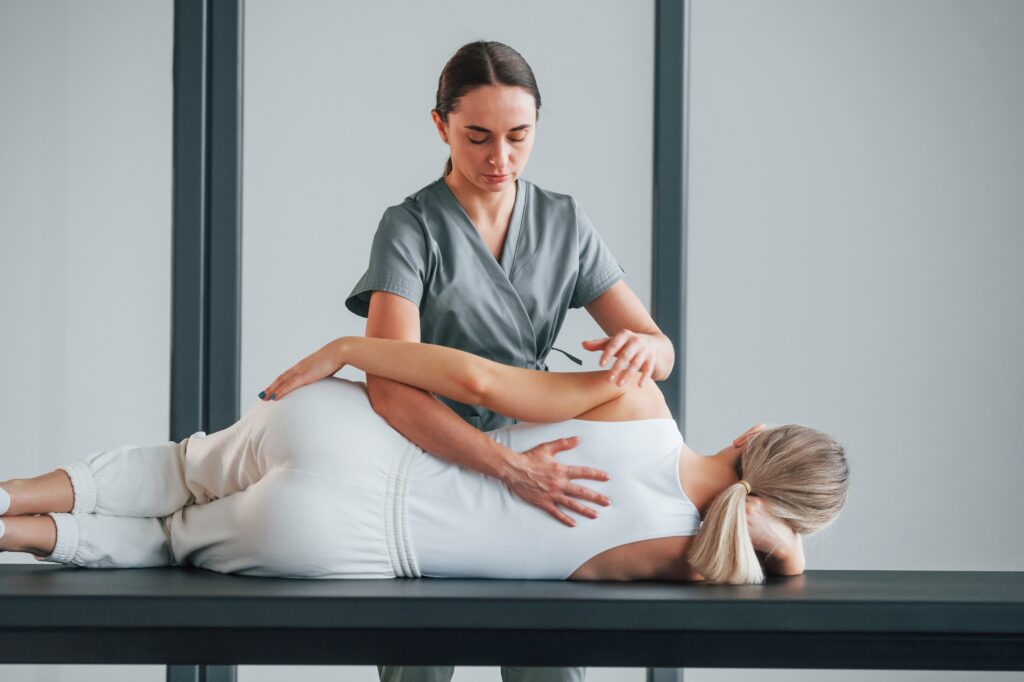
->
xmin=436 ymin=175 xmax=526 ymax=278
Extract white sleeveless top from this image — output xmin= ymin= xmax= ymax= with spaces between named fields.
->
xmin=406 ymin=417 xmax=702 ymax=579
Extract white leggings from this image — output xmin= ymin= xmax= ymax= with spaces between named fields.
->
xmin=37 ymin=378 xmax=423 ymax=579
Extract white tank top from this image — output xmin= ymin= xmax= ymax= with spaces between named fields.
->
xmin=406 ymin=417 xmax=702 ymax=579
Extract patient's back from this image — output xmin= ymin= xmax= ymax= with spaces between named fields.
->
xmin=407 ymin=417 xmax=701 ymax=579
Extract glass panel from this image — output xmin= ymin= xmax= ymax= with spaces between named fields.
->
xmin=240 ymin=0 xmax=655 ymax=406
xmin=0 ymin=0 xmax=172 ymax=679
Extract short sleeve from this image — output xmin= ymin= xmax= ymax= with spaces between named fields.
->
xmin=345 ymin=206 xmax=428 ymax=318
xmin=570 ymin=198 xmax=625 ymax=309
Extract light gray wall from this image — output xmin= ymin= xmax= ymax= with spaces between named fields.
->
xmin=683 ymin=1 xmax=1024 ymax=679
xmin=0 ymin=1 xmax=175 ymax=681
xmin=1 ymin=1 xmax=1021 ymax=681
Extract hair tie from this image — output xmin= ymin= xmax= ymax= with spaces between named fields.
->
xmin=738 ymin=479 xmax=751 ymax=494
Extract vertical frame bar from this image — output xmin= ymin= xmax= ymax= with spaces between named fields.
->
xmin=171 ymin=0 xmax=243 ymax=437
xmin=652 ymin=0 xmax=690 ymax=436
xmin=171 ymin=0 xmax=207 ymax=441
xmin=647 ymin=669 xmax=683 ymax=682
xmin=649 ymin=0 xmax=689 ymax=676
xmin=207 ymin=0 xmax=244 ymax=431
xmin=171 ymin=0 xmax=243 ymax=679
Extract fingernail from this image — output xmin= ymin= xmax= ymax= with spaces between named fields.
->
xmin=259 ymin=391 xmax=266 ymax=399
xmin=270 ymin=393 xmax=277 ymax=400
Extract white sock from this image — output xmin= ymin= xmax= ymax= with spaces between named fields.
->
xmin=0 ymin=486 xmax=8 ymax=516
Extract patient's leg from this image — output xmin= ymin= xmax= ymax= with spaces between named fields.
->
xmin=0 ymin=515 xmax=58 ymax=557
xmin=1 ymin=406 xmax=270 ymax=519
xmin=2 ymin=512 xmax=174 ymax=568
xmin=0 ymin=469 xmax=74 ymax=516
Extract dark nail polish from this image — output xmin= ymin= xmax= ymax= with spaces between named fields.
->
xmin=270 ymin=393 xmax=277 ymax=400
xmin=259 ymin=391 xmax=266 ymax=399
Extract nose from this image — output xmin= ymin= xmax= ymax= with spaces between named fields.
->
xmin=488 ymin=139 xmax=512 ymax=169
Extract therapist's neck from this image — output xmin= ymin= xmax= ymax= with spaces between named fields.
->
xmin=444 ymin=170 xmax=517 ymax=225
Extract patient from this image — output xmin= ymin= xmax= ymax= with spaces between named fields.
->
xmin=0 ymin=337 xmax=848 ymax=585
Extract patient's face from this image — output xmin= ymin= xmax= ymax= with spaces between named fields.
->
xmin=433 ymin=84 xmax=537 ymax=194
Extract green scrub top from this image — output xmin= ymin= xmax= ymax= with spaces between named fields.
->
xmin=346 ymin=176 xmax=624 ymax=431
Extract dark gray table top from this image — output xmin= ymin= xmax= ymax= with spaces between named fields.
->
xmin=2 ymin=565 xmax=1022 ymax=635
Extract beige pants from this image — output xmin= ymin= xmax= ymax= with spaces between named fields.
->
xmin=38 ymin=378 xmax=421 ymax=578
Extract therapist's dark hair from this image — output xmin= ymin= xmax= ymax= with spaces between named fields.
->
xmin=433 ymin=40 xmax=541 ymax=177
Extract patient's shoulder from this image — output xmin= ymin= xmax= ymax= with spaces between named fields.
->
xmin=575 ymin=377 xmax=672 ymax=422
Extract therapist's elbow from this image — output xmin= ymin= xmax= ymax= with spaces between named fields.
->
xmin=653 ymin=334 xmax=676 ymax=381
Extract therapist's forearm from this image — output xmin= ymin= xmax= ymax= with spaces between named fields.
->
xmin=366 ymin=375 xmax=512 ymax=481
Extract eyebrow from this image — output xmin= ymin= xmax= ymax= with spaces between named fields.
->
xmin=463 ymin=124 xmax=533 ymax=133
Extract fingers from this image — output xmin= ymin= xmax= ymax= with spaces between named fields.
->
xmin=543 ymin=497 xmax=601 ymax=527
xmin=565 ymin=465 xmax=611 ymax=483
xmin=605 ymin=336 xmax=652 ymax=386
xmin=260 ymin=372 xmax=290 ymax=401
xmin=608 ymin=353 xmax=637 ymax=385
xmin=598 ymin=332 xmax=630 ymax=370
xmin=541 ymin=436 xmax=580 ymax=455
xmin=560 ymin=496 xmax=599 ymax=520
xmin=733 ymin=423 xmax=767 ymax=447
xmin=604 ymin=335 xmax=635 ymax=380
xmin=566 ymin=483 xmax=611 ymax=507
xmin=544 ymin=504 xmax=578 ymax=528
xmin=637 ymin=357 xmax=654 ymax=388
xmin=584 ymin=332 xmax=656 ymax=386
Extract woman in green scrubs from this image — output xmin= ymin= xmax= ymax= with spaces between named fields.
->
xmin=267 ymin=41 xmax=676 ymax=682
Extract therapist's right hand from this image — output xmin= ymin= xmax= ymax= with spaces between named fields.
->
xmin=500 ymin=436 xmax=612 ymax=528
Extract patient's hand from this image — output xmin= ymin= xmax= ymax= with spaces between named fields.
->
xmin=501 ymin=437 xmax=612 ymax=528
xmin=259 ymin=339 xmax=347 ymax=402
xmin=745 ymin=495 xmax=797 ymax=558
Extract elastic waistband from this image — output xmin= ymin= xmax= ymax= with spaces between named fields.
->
xmin=385 ymin=441 xmax=423 ymax=578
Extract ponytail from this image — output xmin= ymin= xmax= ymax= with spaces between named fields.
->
xmin=688 ymin=482 xmax=764 ymax=585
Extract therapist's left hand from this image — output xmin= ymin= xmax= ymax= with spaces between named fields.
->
xmin=582 ymin=331 xmax=656 ymax=387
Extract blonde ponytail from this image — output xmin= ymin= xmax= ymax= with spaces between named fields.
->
xmin=688 ymin=482 xmax=765 ymax=585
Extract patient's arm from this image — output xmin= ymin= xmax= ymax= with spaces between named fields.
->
xmin=758 ymin=532 xmax=806 ymax=576
xmin=336 ymin=335 xmax=633 ymax=423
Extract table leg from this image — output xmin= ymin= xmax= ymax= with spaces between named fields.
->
xmin=167 ymin=665 xmax=238 ymax=682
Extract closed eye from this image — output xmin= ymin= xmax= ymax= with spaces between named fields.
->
xmin=469 ymin=137 xmax=528 ymax=145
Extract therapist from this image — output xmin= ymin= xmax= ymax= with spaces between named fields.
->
xmin=342 ymin=41 xmax=676 ymax=682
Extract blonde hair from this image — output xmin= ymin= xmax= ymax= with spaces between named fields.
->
xmin=687 ymin=424 xmax=849 ymax=585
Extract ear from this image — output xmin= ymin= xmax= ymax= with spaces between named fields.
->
xmin=430 ymin=110 xmax=448 ymax=143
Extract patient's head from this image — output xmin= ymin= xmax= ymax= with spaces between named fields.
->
xmin=688 ymin=424 xmax=849 ymax=586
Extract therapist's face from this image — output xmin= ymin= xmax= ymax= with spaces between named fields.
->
xmin=432 ymin=84 xmax=537 ymax=193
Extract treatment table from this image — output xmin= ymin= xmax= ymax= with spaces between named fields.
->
xmin=0 ymin=566 xmax=1021 ymax=677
